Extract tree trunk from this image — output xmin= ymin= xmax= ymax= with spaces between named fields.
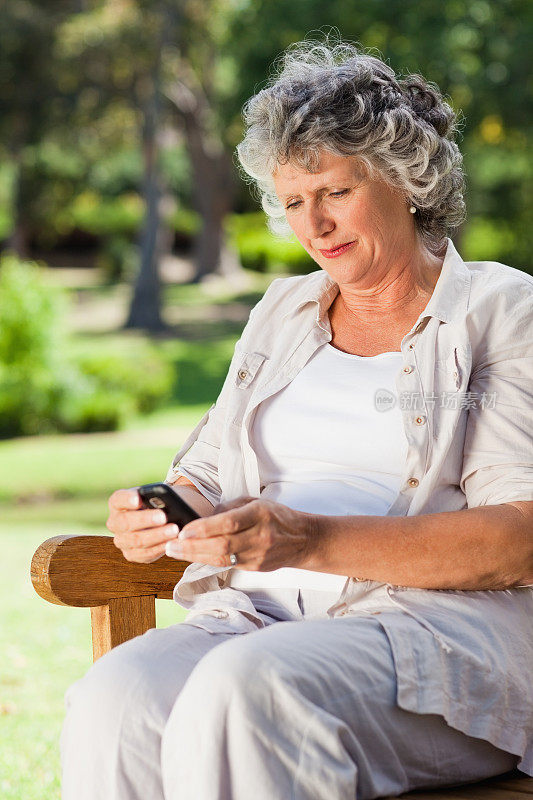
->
xmin=125 ymin=84 xmax=166 ymax=330
xmin=181 ymin=110 xmax=237 ymax=282
xmin=7 ymin=158 xmax=32 ymax=259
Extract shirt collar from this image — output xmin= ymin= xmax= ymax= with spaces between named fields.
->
xmin=419 ymin=237 xmax=471 ymax=325
xmin=282 ymin=237 xmax=471 ymax=327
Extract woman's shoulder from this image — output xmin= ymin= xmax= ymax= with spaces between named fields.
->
xmin=462 ymin=259 xmax=533 ymax=361
xmin=466 ymin=257 xmax=533 ymax=296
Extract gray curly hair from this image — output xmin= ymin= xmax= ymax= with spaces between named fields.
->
xmin=237 ymin=40 xmax=466 ymax=255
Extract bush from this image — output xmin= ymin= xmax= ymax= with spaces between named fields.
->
xmin=0 ymin=255 xmax=174 ymax=438
xmin=75 ymin=346 xmax=174 ymax=415
xmin=96 ymin=235 xmax=139 ymax=283
xmin=226 ymin=213 xmax=316 ymax=274
xmin=0 ymin=255 xmax=70 ymax=437
xmin=59 ymin=388 xmax=136 ymax=434
xmin=56 ymin=190 xmax=144 ymax=237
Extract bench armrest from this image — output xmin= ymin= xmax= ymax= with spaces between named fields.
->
xmin=31 ymin=534 xmax=188 ymax=660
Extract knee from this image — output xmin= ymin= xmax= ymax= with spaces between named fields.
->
xmin=170 ymin=624 xmax=297 ymax=719
xmin=64 ymin=638 xmax=152 ymax=734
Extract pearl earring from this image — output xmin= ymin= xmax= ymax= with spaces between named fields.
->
xmin=409 ymin=205 xmax=417 ymax=214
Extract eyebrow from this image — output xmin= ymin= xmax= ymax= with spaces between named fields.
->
xmin=278 ymin=183 xmax=351 ymax=201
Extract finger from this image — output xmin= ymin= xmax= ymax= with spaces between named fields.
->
xmin=122 ymin=541 xmax=181 ymax=564
xmin=113 ymin=523 xmax=179 ymax=552
xmin=109 ymin=488 xmax=142 ymax=512
xmin=167 ymin=529 xmax=255 ymax=562
xmin=179 ymin=500 xmax=262 ymax=540
xmin=113 ymin=507 xmax=170 ymax=535
xmin=167 ymin=542 xmax=257 ymax=569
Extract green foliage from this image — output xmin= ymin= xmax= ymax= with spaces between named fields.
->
xmin=0 ymin=256 xmax=174 ymax=437
xmin=168 ymin=206 xmax=201 ymax=237
xmin=57 ymin=190 xmax=144 ymax=237
xmin=75 ymin=346 xmax=174 ymax=415
xmin=59 ymin=387 xmax=136 ymax=434
xmin=96 ymin=235 xmax=139 ymax=283
xmin=0 ymin=254 xmax=70 ymax=437
xmin=227 ymin=213 xmax=316 ymax=274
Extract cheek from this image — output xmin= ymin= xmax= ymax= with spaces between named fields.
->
xmin=287 ymin=216 xmax=309 ymax=244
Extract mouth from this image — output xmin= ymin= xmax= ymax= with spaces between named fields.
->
xmin=317 ymin=241 xmax=356 ymax=258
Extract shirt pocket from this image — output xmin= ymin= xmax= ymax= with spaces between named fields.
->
xmin=230 ymin=352 xmax=268 ymax=427
xmin=435 ymin=348 xmax=459 ymax=391
xmin=433 ymin=346 xmax=472 ymax=441
xmin=234 ymin=352 xmax=267 ymax=389
xmin=435 ymin=346 xmax=471 ymax=392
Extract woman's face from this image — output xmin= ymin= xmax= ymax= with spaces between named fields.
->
xmin=272 ymin=150 xmax=418 ymax=289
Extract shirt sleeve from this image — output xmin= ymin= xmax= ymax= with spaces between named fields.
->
xmin=460 ymin=293 xmax=533 ymax=507
xmin=163 ymin=335 xmax=247 ymax=506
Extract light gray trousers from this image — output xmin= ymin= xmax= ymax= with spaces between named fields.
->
xmin=60 ymin=588 xmax=518 ymax=800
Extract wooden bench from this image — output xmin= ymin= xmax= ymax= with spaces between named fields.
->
xmin=31 ymin=533 xmax=533 ymax=799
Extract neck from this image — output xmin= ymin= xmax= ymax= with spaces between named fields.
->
xmin=335 ymin=247 xmax=444 ymax=322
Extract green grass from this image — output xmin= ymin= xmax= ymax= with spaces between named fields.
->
xmin=0 ymin=407 xmax=209 ymax=505
xmin=0 ymin=521 xmax=187 ymax=799
xmin=0 ymin=412 xmax=196 ymax=798
xmin=0 ymin=268 xmax=281 ymax=797
xmin=0 ymin=405 xmax=215 ymax=797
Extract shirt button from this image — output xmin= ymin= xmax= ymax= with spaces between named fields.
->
xmin=407 ymin=477 xmax=419 ymax=488
xmin=414 ymin=415 xmax=426 ymax=426
xmin=408 ymin=343 xmax=415 ymax=350
xmin=238 ymin=370 xmax=248 ymax=380
xmin=403 ymin=365 xmax=414 ymax=374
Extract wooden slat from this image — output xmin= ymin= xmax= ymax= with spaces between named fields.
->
xmin=486 ymin=776 xmax=533 ymax=794
xmin=31 ymin=534 xmax=188 ymax=607
xmin=398 ymin=789 xmax=529 ymax=800
xmin=393 ymin=770 xmax=533 ymax=799
xmin=91 ymin=595 xmax=156 ymax=661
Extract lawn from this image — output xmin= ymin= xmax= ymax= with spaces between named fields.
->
xmin=0 ymin=415 xmax=200 ymax=800
xmin=0 ymin=266 xmax=278 ymax=798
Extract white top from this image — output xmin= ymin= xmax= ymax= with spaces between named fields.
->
xmin=228 ymin=343 xmax=407 ymax=591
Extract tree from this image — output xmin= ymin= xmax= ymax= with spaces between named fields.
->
xmin=57 ymin=0 xmax=244 ymax=329
xmin=0 ymin=0 xmax=78 ymax=256
xmin=164 ymin=0 xmax=239 ymax=282
xmin=227 ymin=0 xmax=533 ymax=269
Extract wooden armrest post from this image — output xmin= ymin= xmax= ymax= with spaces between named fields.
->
xmin=91 ymin=596 xmax=156 ymax=661
xmin=31 ymin=534 xmax=188 ymax=661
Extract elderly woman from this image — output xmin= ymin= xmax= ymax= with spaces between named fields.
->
xmin=61 ymin=42 xmax=533 ymax=799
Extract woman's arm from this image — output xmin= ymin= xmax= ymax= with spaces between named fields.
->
xmin=167 ymin=475 xmax=216 ymax=518
xmin=302 ymin=500 xmax=533 ymax=590
xmin=168 ymin=498 xmax=533 ymax=591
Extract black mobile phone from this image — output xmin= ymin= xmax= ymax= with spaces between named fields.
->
xmin=138 ymin=483 xmax=200 ymax=527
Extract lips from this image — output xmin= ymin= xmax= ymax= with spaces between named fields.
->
xmin=318 ymin=241 xmax=356 ymax=258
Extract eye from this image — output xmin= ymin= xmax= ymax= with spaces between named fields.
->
xmin=330 ymin=189 xmax=349 ymax=198
xmin=285 ymin=200 xmax=302 ymax=211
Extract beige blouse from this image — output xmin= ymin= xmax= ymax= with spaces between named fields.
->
xmin=163 ymin=237 xmax=533 ymax=774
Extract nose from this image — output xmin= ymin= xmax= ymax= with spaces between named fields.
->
xmin=303 ymin=204 xmax=334 ymax=240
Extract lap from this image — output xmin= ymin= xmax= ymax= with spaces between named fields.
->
xmin=166 ymin=614 xmax=518 ymax=795
xmin=65 ymin=621 xmax=236 ymax=721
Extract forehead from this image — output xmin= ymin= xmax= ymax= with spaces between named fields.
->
xmin=272 ymin=150 xmax=365 ymax=195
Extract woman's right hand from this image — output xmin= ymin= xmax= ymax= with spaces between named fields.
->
xmin=106 ymin=487 xmax=180 ymax=564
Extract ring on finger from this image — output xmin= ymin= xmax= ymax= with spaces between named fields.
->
xmin=229 ymin=553 xmax=238 ymax=567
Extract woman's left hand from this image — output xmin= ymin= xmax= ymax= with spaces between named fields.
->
xmin=164 ymin=496 xmax=318 ymax=571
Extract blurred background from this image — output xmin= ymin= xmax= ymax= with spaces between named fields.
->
xmin=0 ymin=0 xmax=531 ymax=796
